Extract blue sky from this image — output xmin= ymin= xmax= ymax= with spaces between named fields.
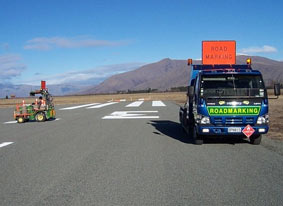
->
xmin=0 ymin=0 xmax=282 ymax=85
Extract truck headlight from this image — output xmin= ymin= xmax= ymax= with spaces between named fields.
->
xmin=257 ymin=115 xmax=269 ymax=124
xmin=196 ymin=114 xmax=210 ymax=124
xmin=201 ymin=116 xmax=210 ymax=124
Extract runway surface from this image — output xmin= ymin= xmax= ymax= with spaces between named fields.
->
xmin=1 ymin=101 xmax=282 ymax=205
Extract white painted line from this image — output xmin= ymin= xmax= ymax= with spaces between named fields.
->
xmin=87 ymin=102 xmax=118 ymax=109
xmin=59 ymin=103 xmax=99 ymax=110
xmin=126 ymin=101 xmax=144 ymax=107
xmin=110 ymin=111 xmax=158 ymax=113
xmin=0 ymin=142 xmax=14 ymax=148
xmin=152 ymin=101 xmax=166 ymax=107
xmin=3 ymin=121 xmax=17 ymax=124
xmin=103 ymin=116 xmax=159 ymax=119
xmin=138 ymin=98 xmax=145 ymax=101
xmin=120 ymin=99 xmax=126 ymax=102
xmin=102 ymin=111 xmax=159 ymax=119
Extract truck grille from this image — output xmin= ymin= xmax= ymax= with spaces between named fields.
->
xmin=246 ymin=117 xmax=255 ymax=124
xmin=212 ymin=117 xmax=255 ymax=125
xmin=225 ymin=118 xmax=243 ymax=125
xmin=214 ymin=117 xmax=223 ymax=125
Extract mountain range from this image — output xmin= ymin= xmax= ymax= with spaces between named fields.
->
xmin=1 ymin=55 xmax=282 ymax=97
xmin=80 ymin=55 xmax=283 ymax=94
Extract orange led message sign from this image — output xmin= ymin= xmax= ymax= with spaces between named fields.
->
xmin=202 ymin=41 xmax=236 ymax=65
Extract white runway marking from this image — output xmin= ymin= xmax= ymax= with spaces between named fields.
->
xmin=87 ymin=102 xmax=118 ymax=109
xmin=126 ymin=101 xmax=144 ymax=107
xmin=0 ymin=142 xmax=14 ymax=148
xmin=102 ymin=111 xmax=159 ymax=119
xmin=152 ymin=101 xmax=166 ymax=107
xmin=59 ymin=103 xmax=99 ymax=110
xmin=4 ymin=121 xmax=17 ymax=124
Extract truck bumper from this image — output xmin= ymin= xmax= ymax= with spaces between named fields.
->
xmin=196 ymin=125 xmax=269 ymax=136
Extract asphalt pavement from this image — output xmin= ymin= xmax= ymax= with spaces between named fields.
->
xmin=0 ymin=101 xmax=282 ymax=206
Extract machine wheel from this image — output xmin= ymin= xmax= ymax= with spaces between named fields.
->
xmin=193 ymin=126 xmax=203 ymax=145
xmin=250 ymin=134 xmax=262 ymax=145
xmin=35 ymin=112 xmax=46 ymax=122
xmin=17 ymin=117 xmax=25 ymax=123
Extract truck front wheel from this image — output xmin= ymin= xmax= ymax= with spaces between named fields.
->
xmin=193 ymin=126 xmax=203 ymax=145
xmin=250 ymin=134 xmax=262 ymax=145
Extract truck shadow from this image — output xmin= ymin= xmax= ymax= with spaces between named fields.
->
xmin=148 ymin=120 xmax=249 ymax=145
xmin=148 ymin=120 xmax=193 ymax=144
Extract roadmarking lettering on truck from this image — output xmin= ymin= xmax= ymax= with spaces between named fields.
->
xmin=208 ymin=106 xmax=261 ymax=116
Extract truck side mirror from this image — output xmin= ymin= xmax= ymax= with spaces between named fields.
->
xmin=187 ymin=86 xmax=195 ymax=97
xmin=274 ymin=83 xmax=281 ymax=96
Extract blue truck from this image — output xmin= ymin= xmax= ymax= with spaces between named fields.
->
xmin=179 ymin=44 xmax=281 ymax=145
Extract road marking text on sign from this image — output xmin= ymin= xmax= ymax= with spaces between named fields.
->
xmin=59 ymin=103 xmax=99 ymax=110
xmin=152 ymin=101 xmax=166 ymax=107
xmin=0 ymin=142 xmax=14 ymax=148
xmin=126 ymin=101 xmax=144 ymax=107
xmin=242 ymin=124 xmax=255 ymax=138
xmin=102 ymin=111 xmax=159 ymax=119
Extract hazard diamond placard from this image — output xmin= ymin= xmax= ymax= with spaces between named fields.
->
xmin=242 ymin=125 xmax=255 ymax=138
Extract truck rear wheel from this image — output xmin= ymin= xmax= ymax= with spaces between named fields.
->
xmin=35 ymin=112 xmax=46 ymax=122
xmin=250 ymin=134 xmax=262 ymax=145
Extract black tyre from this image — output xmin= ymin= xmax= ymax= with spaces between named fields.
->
xmin=17 ymin=117 xmax=25 ymax=123
xmin=250 ymin=134 xmax=262 ymax=145
xmin=181 ymin=125 xmax=186 ymax=133
xmin=193 ymin=126 xmax=203 ymax=145
xmin=35 ymin=112 xmax=46 ymax=122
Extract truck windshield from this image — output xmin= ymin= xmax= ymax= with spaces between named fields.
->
xmin=200 ymin=74 xmax=265 ymax=98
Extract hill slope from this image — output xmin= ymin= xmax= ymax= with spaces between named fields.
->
xmin=81 ymin=56 xmax=283 ymax=94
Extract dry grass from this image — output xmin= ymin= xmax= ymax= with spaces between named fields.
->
xmin=1 ymin=91 xmax=282 ymax=140
xmin=267 ymin=98 xmax=283 ymax=140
